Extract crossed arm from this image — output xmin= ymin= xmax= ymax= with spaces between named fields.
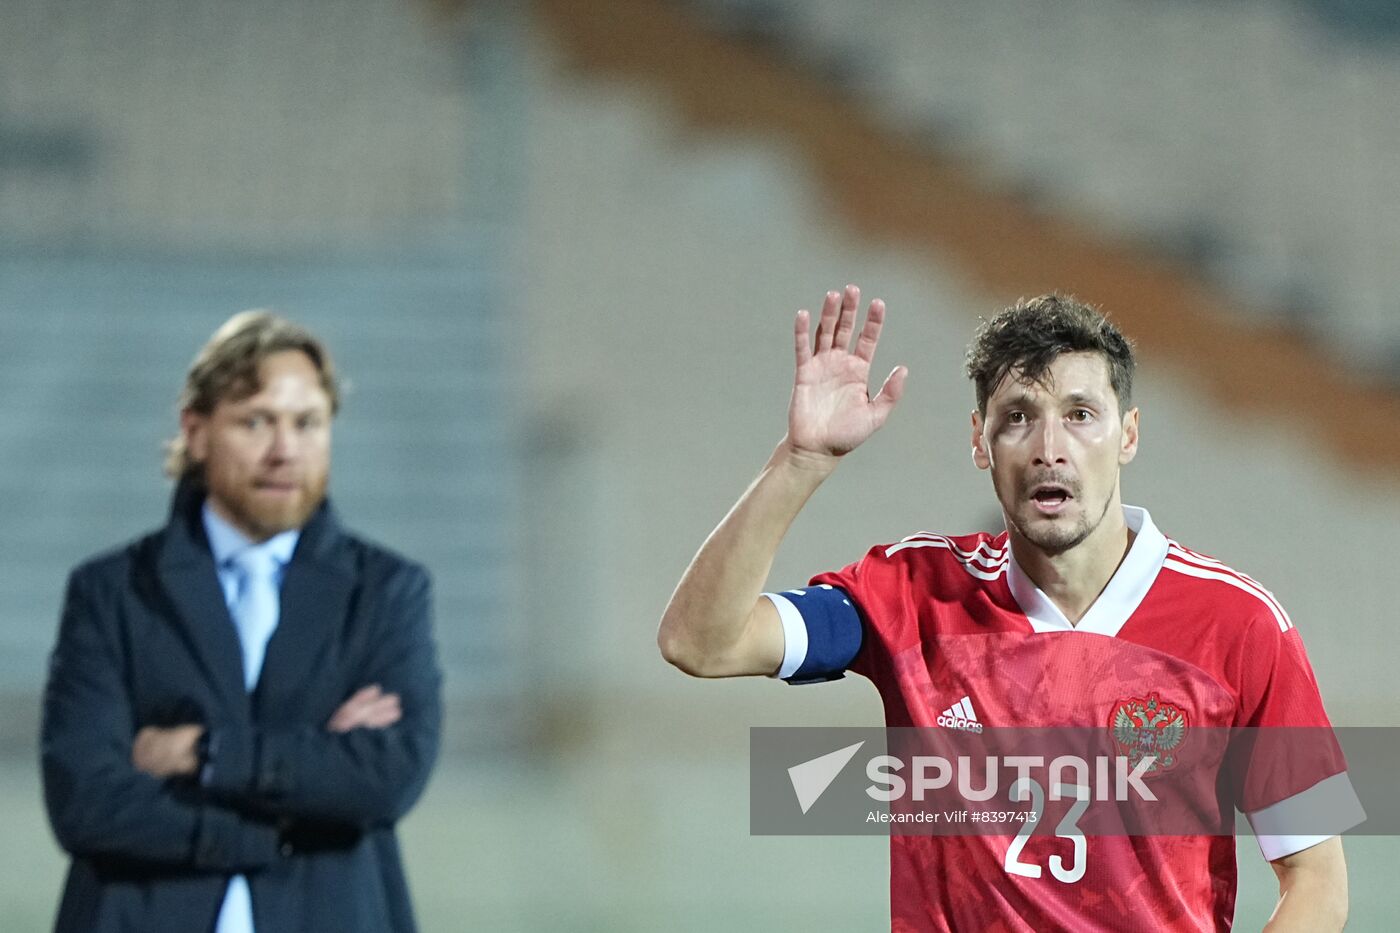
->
xmin=43 ymin=570 xmax=279 ymax=870
xmin=131 ymin=684 xmax=402 ymax=778
xmin=42 ymin=564 xmax=441 ymax=869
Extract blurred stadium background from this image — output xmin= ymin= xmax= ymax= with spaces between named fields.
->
xmin=2 ymin=0 xmax=1398 ymax=928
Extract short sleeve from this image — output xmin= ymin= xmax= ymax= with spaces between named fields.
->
xmin=1235 ymin=618 xmax=1333 ymax=731
xmin=1228 ymin=613 xmax=1362 ymax=858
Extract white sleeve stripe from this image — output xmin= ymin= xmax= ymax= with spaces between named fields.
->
xmin=1253 ymin=832 xmax=1338 ymax=862
xmin=762 ymin=592 xmax=808 ymax=680
xmin=1245 ymin=771 xmax=1364 ymax=860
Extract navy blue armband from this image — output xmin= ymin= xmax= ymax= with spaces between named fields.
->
xmin=762 ymin=585 xmax=863 ymax=684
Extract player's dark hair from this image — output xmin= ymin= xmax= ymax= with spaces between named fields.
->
xmin=164 ymin=310 xmax=341 ymax=480
xmin=965 ymin=294 xmax=1135 ymax=416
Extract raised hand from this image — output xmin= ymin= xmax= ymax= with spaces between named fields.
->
xmin=787 ymin=284 xmax=907 ymax=460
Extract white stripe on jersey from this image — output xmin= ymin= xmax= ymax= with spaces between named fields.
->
xmin=884 ymin=535 xmax=1009 ymax=580
xmin=1162 ymin=557 xmax=1292 ymax=632
xmin=1165 ymin=543 xmax=1293 ymax=631
xmin=1166 ymin=543 xmax=1292 ymax=628
xmin=898 ymin=532 xmax=1007 ymax=560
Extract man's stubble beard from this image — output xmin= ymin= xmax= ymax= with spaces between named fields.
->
xmin=1006 ymin=484 xmax=1116 ymax=557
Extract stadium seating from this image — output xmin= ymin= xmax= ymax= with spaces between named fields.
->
xmin=689 ymin=0 xmax=1400 ymax=377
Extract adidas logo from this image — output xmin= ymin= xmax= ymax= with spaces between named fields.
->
xmin=936 ymin=696 xmax=984 ymax=733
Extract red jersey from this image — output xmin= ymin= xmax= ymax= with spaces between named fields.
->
xmin=768 ymin=506 xmax=1351 ymax=932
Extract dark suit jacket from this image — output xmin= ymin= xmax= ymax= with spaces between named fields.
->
xmin=41 ymin=484 xmax=442 ymax=933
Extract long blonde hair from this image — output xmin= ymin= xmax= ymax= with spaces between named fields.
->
xmin=164 ymin=310 xmax=341 ymax=480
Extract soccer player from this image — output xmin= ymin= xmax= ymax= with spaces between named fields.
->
xmin=658 ymin=287 xmax=1351 ymax=931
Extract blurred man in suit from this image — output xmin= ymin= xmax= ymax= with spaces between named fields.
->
xmin=42 ymin=311 xmax=442 ymax=933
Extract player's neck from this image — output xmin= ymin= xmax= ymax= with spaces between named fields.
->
xmin=1008 ymin=501 xmax=1134 ymax=625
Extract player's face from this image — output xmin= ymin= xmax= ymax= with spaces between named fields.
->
xmin=183 ymin=350 xmax=333 ymax=542
xmin=971 ymin=351 xmax=1138 ymax=555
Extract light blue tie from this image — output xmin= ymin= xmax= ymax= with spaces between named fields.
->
xmin=229 ymin=548 xmax=281 ymax=691
xmin=215 ymin=548 xmax=281 ymax=933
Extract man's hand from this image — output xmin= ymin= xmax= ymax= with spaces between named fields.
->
xmin=787 ymin=284 xmax=906 ymax=463
xmin=129 ymin=687 xmax=399 ymax=780
xmin=326 ymin=684 xmax=402 ymax=733
xmin=658 ymin=285 xmax=905 ymax=679
xmin=132 ymin=724 xmax=205 ymax=778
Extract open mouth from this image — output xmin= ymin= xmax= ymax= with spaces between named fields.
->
xmin=1029 ymin=484 xmax=1073 ymax=514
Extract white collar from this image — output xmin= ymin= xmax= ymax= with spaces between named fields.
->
xmin=1005 ymin=505 xmax=1168 ymax=637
